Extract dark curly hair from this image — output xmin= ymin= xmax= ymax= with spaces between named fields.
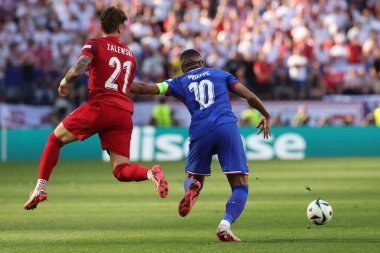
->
xmin=100 ymin=7 xmax=127 ymax=34
xmin=180 ymin=49 xmax=204 ymax=73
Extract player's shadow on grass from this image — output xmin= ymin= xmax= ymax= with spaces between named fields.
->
xmin=243 ymin=238 xmax=380 ymax=244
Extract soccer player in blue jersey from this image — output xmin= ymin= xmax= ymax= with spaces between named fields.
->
xmin=130 ymin=49 xmax=271 ymax=242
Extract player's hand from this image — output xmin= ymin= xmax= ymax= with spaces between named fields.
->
xmin=256 ymin=117 xmax=271 ymax=139
xmin=58 ymin=78 xmax=71 ymax=97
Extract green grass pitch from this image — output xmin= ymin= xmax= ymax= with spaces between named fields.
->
xmin=1 ymin=158 xmax=380 ymax=252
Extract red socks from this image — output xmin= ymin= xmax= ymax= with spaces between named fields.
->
xmin=113 ymin=163 xmax=149 ymax=182
xmin=38 ymin=133 xmax=64 ymax=180
xmin=38 ymin=133 xmax=148 ymax=183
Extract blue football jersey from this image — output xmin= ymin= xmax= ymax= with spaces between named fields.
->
xmin=165 ymin=68 xmax=239 ymax=140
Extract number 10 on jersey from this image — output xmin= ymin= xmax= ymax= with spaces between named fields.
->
xmin=189 ymin=80 xmax=215 ymax=110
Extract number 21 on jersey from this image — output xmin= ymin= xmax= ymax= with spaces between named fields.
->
xmin=105 ymin=56 xmax=132 ymax=94
xmin=189 ymin=80 xmax=215 ymax=110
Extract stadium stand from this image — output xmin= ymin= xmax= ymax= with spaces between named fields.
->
xmin=0 ymin=0 xmax=379 ymax=126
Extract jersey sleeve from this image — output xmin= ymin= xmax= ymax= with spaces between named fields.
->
xmin=225 ymin=71 xmax=240 ymax=91
xmin=166 ymin=78 xmax=186 ymax=102
xmin=165 ymin=78 xmax=179 ymax=97
xmin=80 ymin=39 xmax=98 ymax=59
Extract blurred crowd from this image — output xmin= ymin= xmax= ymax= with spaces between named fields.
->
xmin=238 ymin=103 xmax=380 ymax=127
xmin=1 ymin=0 xmax=380 ymax=108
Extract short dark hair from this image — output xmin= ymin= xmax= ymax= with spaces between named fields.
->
xmin=180 ymin=49 xmax=203 ymax=72
xmin=100 ymin=7 xmax=127 ymax=34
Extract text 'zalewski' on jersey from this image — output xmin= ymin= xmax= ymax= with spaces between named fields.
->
xmin=80 ymin=36 xmax=136 ymax=113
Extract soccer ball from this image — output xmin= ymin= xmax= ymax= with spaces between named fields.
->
xmin=306 ymin=199 xmax=333 ymax=225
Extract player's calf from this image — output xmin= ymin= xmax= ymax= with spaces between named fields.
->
xmin=113 ymin=163 xmax=149 ymax=182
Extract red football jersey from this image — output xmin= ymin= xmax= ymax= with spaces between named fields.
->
xmin=80 ymin=36 xmax=136 ymax=112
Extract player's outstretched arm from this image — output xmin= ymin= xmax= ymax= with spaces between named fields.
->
xmin=58 ymin=55 xmax=92 ymax=97
xmin=129 ymin=81 xmax=160 ymax=95
xmin=231 ymin=83 xmax=271 ymax=139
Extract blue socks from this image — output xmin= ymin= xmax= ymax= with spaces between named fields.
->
xmin=222 ymin=185 xmax=249 ymax=225
xmin=184 ymin=178 xmax=197 ymax=192
xmin=184 ymin=179 xmax=248 ymax=226
xmin=184 ymin=178 xmax=203 ymax=192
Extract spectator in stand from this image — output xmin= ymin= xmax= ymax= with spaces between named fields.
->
xmin=342 ymin=114 xmax=355 ymax=126
xmin=357 ymin=67 xmax=373 ymax=94
xmin=314 ymin=43 xmax=329 ymax=67
xmin=347 ymin=36 xmax=363 ymax=64
xmin=273 ymin=57 xmax=291 ymax=100
xmin=329 ymin=33 xmax=349 ymax=80
xmin=347 ymin=21 xmax=369 ymax=46
xmin=370 ymin=11 xmax=380 ymax=33
xmin=321 ymin=65 xmax=343 ymax=94
xmin=363 ymin=30 xmax=380 ymax=59
xmin=0 ymin=41 xmax=7 ymax=96
xmin=374 ymin=104 xmax=380 ymax=127
xmin=150 ymin=97 xmax=178 ymax=127
xmin=253 ymin=51 xmax=273 ymax=100
xmin=141 ymin=48 xmax=166 ymax=83
xmin=361 ymin=112 xmax=375 ymax=126
xmin=342 ymin=68 xmax=362 ymax=94
xmin=292 ymin=104 xmax=310 ymax=127
xmin=316 ymin=114 xmax=332 ymax=127
xmin=239 ymin=107 xmax=261 ymax=127
xmin=287 ymin=48 xmax=309 ymax=99
xmin=370 ymin=49 xmax=380 ymax=93
xmin=51 ymin=97 xmax=73 ymax=127
xmin=271 ymin=114 xmax=283 ymax=127
xmin=1 ymin=0 xmax=380 ymax=111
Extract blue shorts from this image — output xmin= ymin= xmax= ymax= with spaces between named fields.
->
xmin=185 ymin=123 xmax=249 ymax=176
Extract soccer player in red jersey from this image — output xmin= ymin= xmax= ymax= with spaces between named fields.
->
xmin=24 ymin=7 xmax=169 ymax=210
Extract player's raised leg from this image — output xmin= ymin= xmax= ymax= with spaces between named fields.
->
xmin=178 ymin=174 xmax=204 ymax=217
xmin=110 ymin=151 xmax=169 ymax=198
xmin=217 ymin=174 xmax=248 ymax=242
xmin=179 ymin=136 xmax=213 ymax=217
xmin=24 ymin=123 xmax=78 ymax=210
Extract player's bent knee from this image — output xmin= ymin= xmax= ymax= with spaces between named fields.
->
xmin=227 ymin=174 xmax=248 ymax=187
xmin=53 ymin=123 xmax=78 ymax=144
xmin=109 ymin=150 xmax=130 ymax=170
xmin=47 ymin=133 xmax=64 ymax=147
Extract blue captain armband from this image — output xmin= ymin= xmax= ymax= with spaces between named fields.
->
xmin=156 ymin=82 xmax=169 ymax=96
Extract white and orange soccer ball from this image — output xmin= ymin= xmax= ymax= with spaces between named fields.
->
xmin=306 ymin=199 xmax=333 ymax=225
